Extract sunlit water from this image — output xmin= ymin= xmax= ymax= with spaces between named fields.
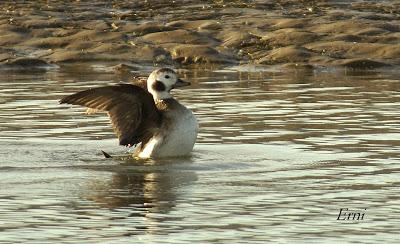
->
xmin=0 ymin=66 xmax=399 ymax=243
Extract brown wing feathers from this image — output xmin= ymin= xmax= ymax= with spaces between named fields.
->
xmin=60 ymin=84 xmax=161 ymax=146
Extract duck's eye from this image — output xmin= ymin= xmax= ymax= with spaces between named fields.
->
xmin=165 ymin=75 xmax=170 ymax=79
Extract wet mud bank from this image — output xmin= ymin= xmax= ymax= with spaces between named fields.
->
xmin=0 ymin=1 xmax=399 ymax=71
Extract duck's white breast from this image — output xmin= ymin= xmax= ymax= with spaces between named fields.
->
xmin=138 ymin=106 xmax=198 ymax=158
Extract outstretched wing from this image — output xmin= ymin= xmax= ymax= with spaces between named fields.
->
xmin=60 ymin=84 xmax=161 ymax=146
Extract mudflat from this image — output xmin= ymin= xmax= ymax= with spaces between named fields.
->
xmin=0 ymin=1 xmax=399 ymax=69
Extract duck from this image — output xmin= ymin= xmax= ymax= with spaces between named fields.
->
xmin=60 ymin=68 xmax=198 ymax=158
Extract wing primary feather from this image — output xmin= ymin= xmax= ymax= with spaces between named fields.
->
xmin=60 ymin=84 xmax=162 ymax=147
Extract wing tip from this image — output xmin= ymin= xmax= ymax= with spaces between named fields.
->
xmin=59 ymin=95 xmax=71 ymax=104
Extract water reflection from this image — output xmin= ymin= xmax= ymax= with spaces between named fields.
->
xmin=83 ymin=158 xmax=197 ymax=212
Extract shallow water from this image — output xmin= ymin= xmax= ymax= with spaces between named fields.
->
xmin=0 ymin=66 xmax=399 ymax=243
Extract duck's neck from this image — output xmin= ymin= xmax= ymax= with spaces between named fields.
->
xmin=152 ymin=91 xmax=172 ymax=101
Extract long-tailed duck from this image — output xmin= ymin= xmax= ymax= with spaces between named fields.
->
xmin=60 ymin=68 xmax=198 ymax=158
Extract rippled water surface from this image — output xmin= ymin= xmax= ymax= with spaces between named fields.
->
xmin=0 ymin=66 xmax=399 ymax=243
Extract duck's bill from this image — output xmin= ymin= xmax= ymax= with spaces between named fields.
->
xmin=173 ymin=79 xmax=191 ymax=88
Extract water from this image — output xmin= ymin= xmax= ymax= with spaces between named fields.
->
xmin=0 ymin=66 xmax=399 ymax=243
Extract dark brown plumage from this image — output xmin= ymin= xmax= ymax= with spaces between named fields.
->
xmin=59 ymin=84 xmax=161 ymax=147
xmin=152 ymin=80 xmax=166 ymax=91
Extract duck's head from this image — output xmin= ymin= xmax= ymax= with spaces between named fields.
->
xmin=147 ymin=68 xmax=190 ymax=100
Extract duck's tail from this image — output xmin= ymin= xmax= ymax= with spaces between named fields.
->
xmin=101 ymin=150 xmax=112 ymax=158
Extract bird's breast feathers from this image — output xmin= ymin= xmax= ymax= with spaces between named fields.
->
xmin=138 ymin=108 xmax=198 ymax=158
